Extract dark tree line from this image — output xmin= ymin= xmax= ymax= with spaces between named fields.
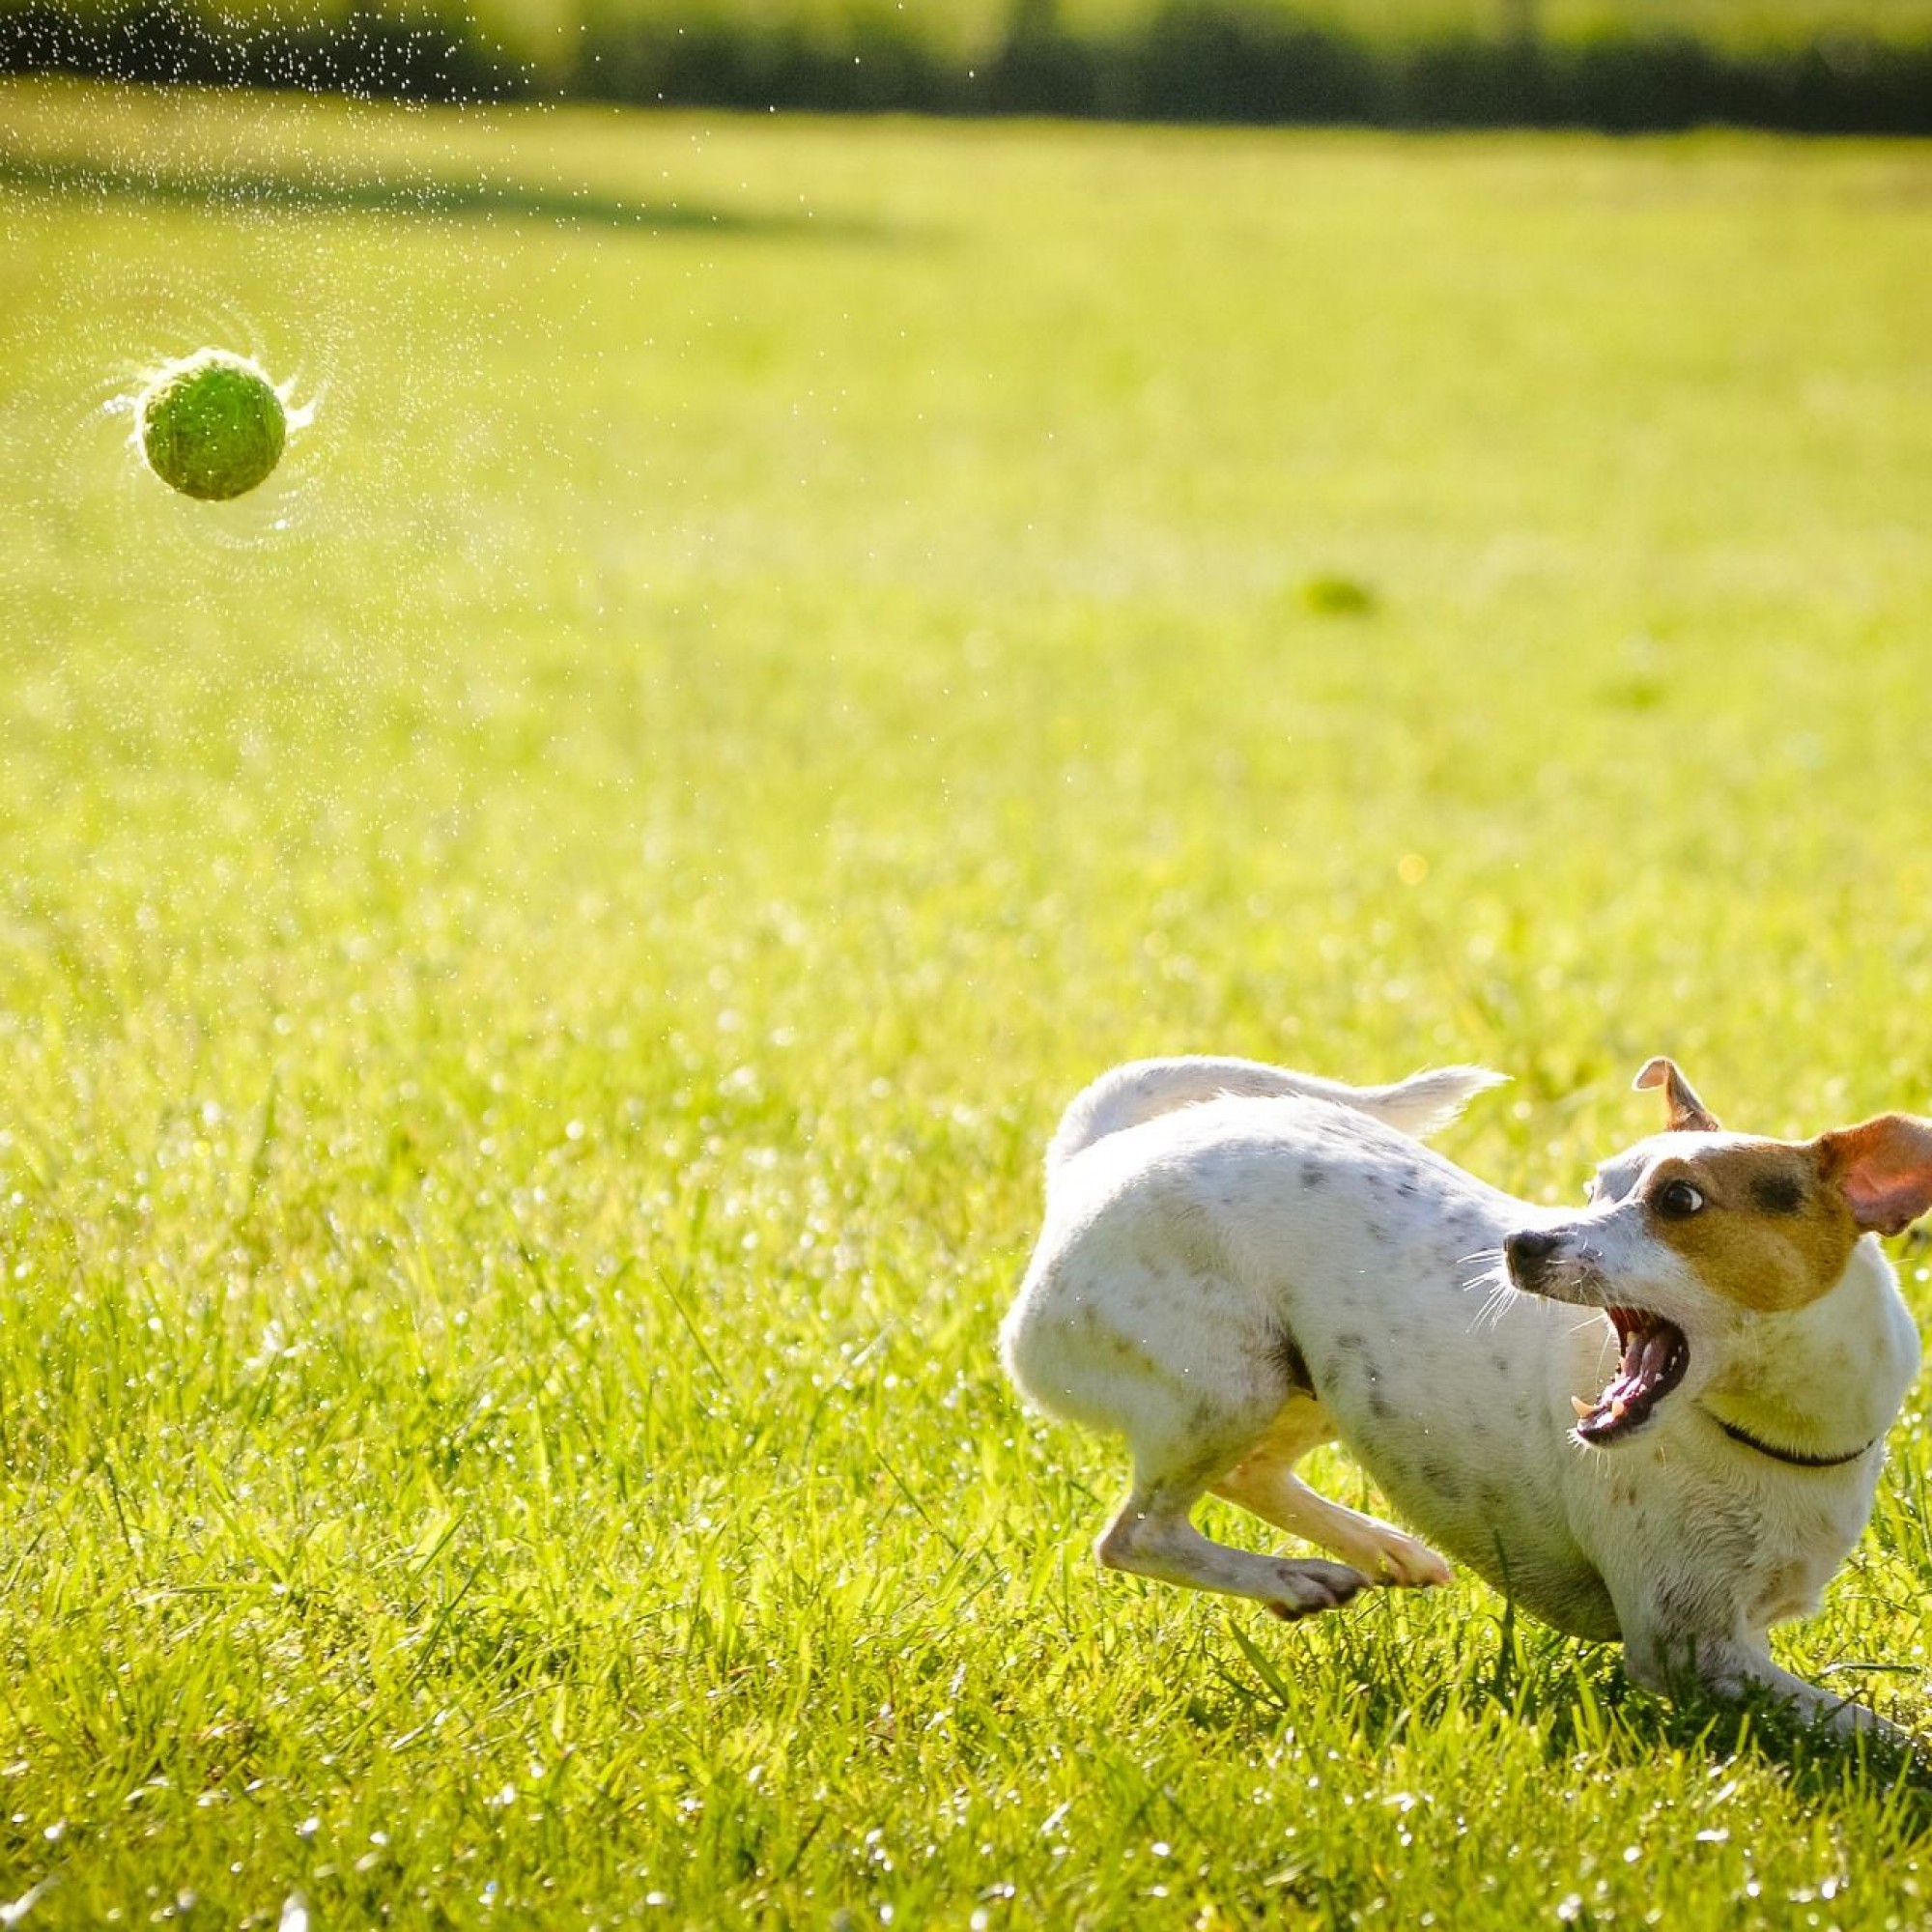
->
xmin=5 ymin=0 xmax=1931 ymax=133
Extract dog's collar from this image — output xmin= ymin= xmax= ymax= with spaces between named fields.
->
xmin=1701 ymin=1406 xmax=1878 ymax=1470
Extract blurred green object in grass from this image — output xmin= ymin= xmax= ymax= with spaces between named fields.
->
xmin=1299 ymin=572 xmax=1378 ymax=615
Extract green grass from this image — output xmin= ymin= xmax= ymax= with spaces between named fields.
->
xmin=6 ymin=76 xmax=1932 ymax=1926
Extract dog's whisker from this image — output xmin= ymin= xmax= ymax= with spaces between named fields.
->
xmin=1463 ymin=1257 xmax=1520 ymax=1332
xmin=1472 ymin=1289 xmax=1513 ymax=1328
xmin=1459 ymin=1265 xmax=1507 ymax=1304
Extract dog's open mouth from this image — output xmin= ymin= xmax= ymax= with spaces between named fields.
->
xmin=1571 ymin=1306 xmax=1689 ymax=1445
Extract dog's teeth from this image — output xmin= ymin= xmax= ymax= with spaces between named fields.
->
xmin=1572 ymin=1396 xmax=1596 ymax=1419
xmin=1609 ymin=1397 xmax=1629 ymax=1420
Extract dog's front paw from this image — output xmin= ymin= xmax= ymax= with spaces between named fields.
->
xmin=1363 ymin=1530 xmax=1454 ymax=1590
xmin=1263 ymin=1558 xmax=1369 ymax=1621
xmin=1311 ymin=1513 xmax=1454 ymax=1589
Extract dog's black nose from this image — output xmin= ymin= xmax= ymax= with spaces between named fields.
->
xmin=1504 ymin=1228 xmax=1562 ymax=1283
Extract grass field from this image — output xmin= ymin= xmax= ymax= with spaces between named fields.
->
xmin=6 ymin=77 xmax=1932 ymax=1927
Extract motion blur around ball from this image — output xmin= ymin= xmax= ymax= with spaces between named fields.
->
xmin=138 ymin=349 xmax=287 ymax=501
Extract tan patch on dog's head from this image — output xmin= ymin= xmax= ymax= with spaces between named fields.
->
xmin=1639 ymin=1115 xmax=1932 ymax=1312
xmin=1638 ymin=1141 xmax=1862 ymax=1313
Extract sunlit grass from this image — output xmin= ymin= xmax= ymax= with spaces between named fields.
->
xmin=3 ymin=77 xmax=1932 ymax=1925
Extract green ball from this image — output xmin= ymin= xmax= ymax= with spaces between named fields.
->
xmin=138 ymin=350 xmax=287 ymax=501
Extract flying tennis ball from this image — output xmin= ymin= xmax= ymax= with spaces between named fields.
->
xmin=138 ymin=349 xmax=287 ymax=501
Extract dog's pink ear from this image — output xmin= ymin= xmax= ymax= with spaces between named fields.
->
xmin=1817 ymin=1115 xmax=1932 ymax=1236
xmin=1634 ymin=1057 xmax=1720 ymax=1133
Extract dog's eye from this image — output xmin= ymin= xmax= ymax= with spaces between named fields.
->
xmin=1656 ymin=1179 xmax=1705 ymax=1219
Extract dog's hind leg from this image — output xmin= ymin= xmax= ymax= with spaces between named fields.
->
xmin=1212 ymin=1401 xmax=1453 ymax=1588
xmin=1098 ymin=1469 xmax=1369 ymax=1620
xmin=1097 ymin=1400 xmax=1369 ymax=1620
xmin=1017 ymin=1270 xmax=1369 ymax=1620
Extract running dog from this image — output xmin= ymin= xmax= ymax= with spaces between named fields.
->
xmin=1000 ymin=1055 xmax=1930 ymax=1738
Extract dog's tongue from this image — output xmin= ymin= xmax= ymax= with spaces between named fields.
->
xmin=1606 ymin=1327 xmax=1674 ymax=1406
xmin=1573 ymin=1312 xmax=1689 ymax=1444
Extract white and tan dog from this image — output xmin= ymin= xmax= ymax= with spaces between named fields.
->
xmin=1001 ymin=1054 xmax=1932 ymax=1738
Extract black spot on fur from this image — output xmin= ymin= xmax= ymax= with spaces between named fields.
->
xmin=1420 ymin=1459 xmax=1463 ymax=1499
xmin=1300 ymin=1165 xmax=1324 ymax=1188
xmin=1750 ymin=1174 xmax=1804 ymax=1215
xmin=1267 ymin=1323 xmax=1313 ymax=1396
xmin=1368 ymin=1390 xmax=1395 ymax=1422
xmin=1336 ymin=1331 xmax=1368 ymax=1355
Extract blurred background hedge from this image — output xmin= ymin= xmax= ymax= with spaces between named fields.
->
xmin=3 ymin=0 xmax=1930 ymax=129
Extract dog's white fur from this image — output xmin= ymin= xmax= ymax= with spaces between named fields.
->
xmin=1002 ymin=1056 xmax=1927 ymax=1739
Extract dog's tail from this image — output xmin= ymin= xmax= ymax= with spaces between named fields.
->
xmin=1045 ymin=1056 xmax=1505 ymax=1190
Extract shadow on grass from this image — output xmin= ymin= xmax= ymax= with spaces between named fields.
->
xmin=0 ymin=148 xmax=885 ymax=240
xmin=1634 ymin=1670 xmax=1932 ymax=1819
xmin=1202 ymin=1595 xmax=1932 ymax=1821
